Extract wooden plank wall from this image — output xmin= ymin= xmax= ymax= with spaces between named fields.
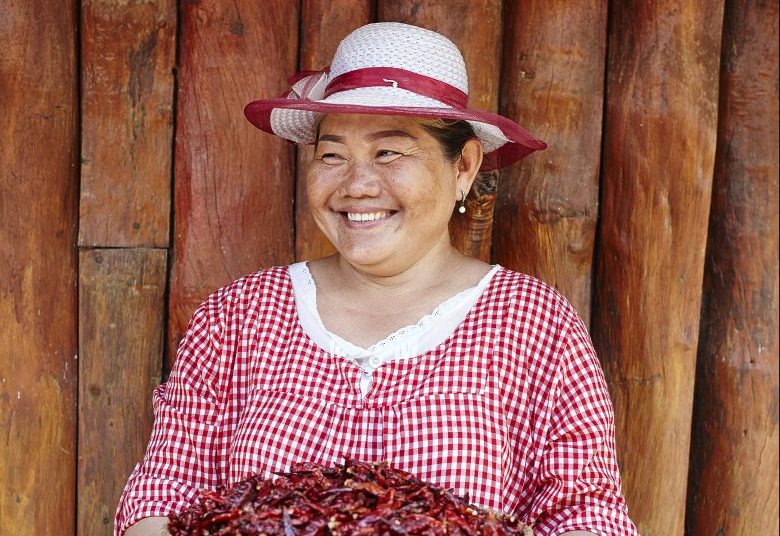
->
xmin=1 ymin=1 xmax=79 ymax=533
xmin=78 ymin=2 xmax=176 ymax=535
xmin=80 ymin=0 xmax=175 ymax=248
xmin=0 ymin=1 xmax=777 ymax=535
xmin=78 ymin=249 xmax=166 ymax=534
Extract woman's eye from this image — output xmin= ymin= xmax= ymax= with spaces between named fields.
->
xmin=375 ymin=150 xmax=401 ymax=161
xmin=319 ymin=153 xmax=344 ymax=164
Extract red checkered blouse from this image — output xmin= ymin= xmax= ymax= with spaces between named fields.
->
xmin=115 ymin=266 xmax=638 ymax=535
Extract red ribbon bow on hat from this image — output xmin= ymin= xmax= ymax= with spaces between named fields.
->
xmin=288 ymin=68 xmax=330 ymax=101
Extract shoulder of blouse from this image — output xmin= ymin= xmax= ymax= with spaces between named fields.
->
xmin=194 ymin=265 xmax=292 ymax=319
xmin=169 ymin=266 xmax=293 ymax=396
xmin=496 ymin=267 xmax=582 ymax=329
xmin=491 ymin=268 xmax=593 ymax=398
xmin=174 ymin=266 xmax=293 ymax=370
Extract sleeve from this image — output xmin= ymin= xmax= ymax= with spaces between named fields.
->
xmin=528 ymin=314 xmax=640 ymax=536
xmin=114 ymin=293 xmax=227 ymax=536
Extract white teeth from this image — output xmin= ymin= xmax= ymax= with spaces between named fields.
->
xmin=346 ymin=211 xmax=391 ymax=222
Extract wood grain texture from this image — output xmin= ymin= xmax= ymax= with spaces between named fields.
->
xmin=492 ymin=0 xmax=607 ymax=325
xmin=167 ymin=1 xmax=298 ymax=369
xmin=449 ymin=173 xmax=498 ymax=261
xmin=295 ymin=0 xmax=375 ymax=262
xmin=685 ymin=1 xmax=779 ymax=533
xmin=78 ymin=249 xmax=166 ymax=536
xmin=0 ymin=0 xmax=79 ymax=533
xmin=591 ymin=1 xmax=724 ymax=534
xmin=378 ymin=0 xmax=503 ymax=261
xmin=79 ymin=0 xmax=176 ymax=247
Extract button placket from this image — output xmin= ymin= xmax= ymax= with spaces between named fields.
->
xmin=359 ymin=369 xmax=373 ymax=398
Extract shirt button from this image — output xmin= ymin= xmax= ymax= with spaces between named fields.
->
xmin=360 ymin=371 xmax=373 ymax=393
xmin=368 ymin=356 xmax=381 ymax=368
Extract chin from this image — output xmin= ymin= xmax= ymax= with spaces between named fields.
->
xmin=335 ymin=244 xmax=395 ymax=268
xmin=340 ymin=252 xmax=390 ymax=268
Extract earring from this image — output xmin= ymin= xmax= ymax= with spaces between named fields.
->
xmin=458 ymin=190 xmax=467 ymax=214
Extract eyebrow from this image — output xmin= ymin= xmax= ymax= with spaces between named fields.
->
xmin=367 ymin=129 xmax=418 ymax=142
xmin=317 ymin=129 xmax=418 ymax=144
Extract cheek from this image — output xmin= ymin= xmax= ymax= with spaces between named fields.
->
xmin=306 ymin=169 xmax=337 ymax=206
xmin=386 ymin=171 xmax=454 ymax=214
xmin=377 ymin=159 xmax=452 ymax=200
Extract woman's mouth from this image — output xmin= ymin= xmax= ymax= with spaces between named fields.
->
xmin=340 ymin=210 xmax=397 ymax=224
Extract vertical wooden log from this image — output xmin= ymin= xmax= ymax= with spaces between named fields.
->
xmin=378 ymin=0 xmax=503 ymax=261
xmin=79 ymin=0 xmax=176 ymax=247
xmin=295 ymin=0 xmax=375 ymax=262
xmin=686 ymin=1 xmax=779 ymax=533
xmin=591 ymin=2 xmax=724 ymax=534
xmin=168 ymin=1 xmax=299 ymax=368
xmin=0 ymin=0 xmax=78 ymax=533
xmin=492 ymin=0 xmax=607 ymax=324
xmin=78 ymin=249 xmax=166 ymax=536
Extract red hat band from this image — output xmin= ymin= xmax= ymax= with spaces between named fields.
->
xmin=324 ymin=67 xmax=469 ymax=109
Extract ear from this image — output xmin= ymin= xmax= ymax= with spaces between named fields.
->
xmin=455 ymin=138 xmax=484 ymax=195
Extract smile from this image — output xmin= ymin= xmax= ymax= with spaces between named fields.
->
xmin=343 ymin=211 xmax=396 ymax=222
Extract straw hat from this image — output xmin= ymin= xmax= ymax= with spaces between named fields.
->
xmin=244 ymin=22 xmax=546 ymax=171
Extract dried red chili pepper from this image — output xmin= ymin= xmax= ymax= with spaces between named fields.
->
xmin=168 ymin=459 xmax=533 ymax=535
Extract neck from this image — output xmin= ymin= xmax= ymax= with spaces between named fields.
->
xmin=333 ymin=241 xmax=466 ymax=295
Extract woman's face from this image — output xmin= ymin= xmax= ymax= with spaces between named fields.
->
xmin=307 ymin=113 xmax=479 ymax=275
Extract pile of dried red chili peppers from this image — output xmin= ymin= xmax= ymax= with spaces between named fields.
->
xmin=168 ymin=459 xmax=532 ymax=535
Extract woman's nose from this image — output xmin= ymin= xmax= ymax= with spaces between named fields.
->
xmin=338 ymin=161 xmax=381 ymax=198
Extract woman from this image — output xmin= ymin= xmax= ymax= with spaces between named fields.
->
xmin=117 ymin=22 xmax=638 ymax=536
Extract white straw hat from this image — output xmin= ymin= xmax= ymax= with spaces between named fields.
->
xmin=244 ymin=22 xmax=546 ymax=171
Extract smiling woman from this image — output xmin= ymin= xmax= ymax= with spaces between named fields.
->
xmin=116 ymin=22 xmax=638 ymax=536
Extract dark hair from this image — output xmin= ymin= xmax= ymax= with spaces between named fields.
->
xmin=419 ymin=119 xmax=478 ymax=161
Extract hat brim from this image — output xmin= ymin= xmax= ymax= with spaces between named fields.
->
xmin=243 ymin=98 xmax=546 ymax=172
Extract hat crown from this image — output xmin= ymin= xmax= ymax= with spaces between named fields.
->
xmin=329 ymin=22 xmax=469 ymax=95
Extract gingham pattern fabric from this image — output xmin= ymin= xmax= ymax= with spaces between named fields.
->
xmin=115 ymin=266 xmax=638 ymax=536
